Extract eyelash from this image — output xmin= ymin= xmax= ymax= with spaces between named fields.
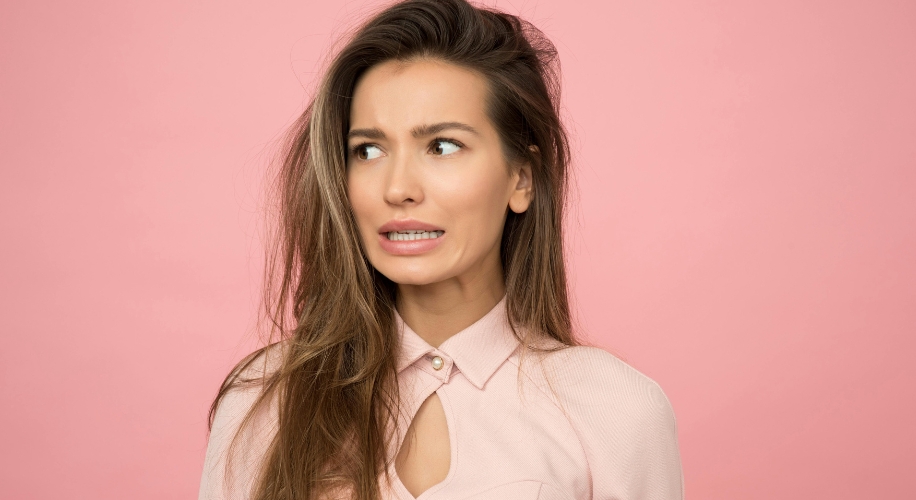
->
xmin=348 ymin=137 xmax=465 ymax=159
xmin=429 ymin=137 xmax=465 ymax=154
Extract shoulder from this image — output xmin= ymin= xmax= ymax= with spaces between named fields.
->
xmin=200 ymin=342 xmax=286 ymax=499
xmin=526 ymin=345 xmax=684 ymax=498
xmin=216 ymin=341 xmax=286 ymax=405
xmin=209 ymin=342 xmax=286 ymax=426
xmin=526 ymin=344 xmax=678 ymax=441
xmin=230 ymin=340 xmax=287 ymax=383
xmin=543 ymin=345 xmax=672 ymax=406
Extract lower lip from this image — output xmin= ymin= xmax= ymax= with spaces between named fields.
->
xmin=377 ymin=232 xmax=445 ymax=256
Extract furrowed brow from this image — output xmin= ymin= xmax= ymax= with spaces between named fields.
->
xmin=411 ymin=122 xmax=479 ymax=138
xmin=347 ymin=128 xmax=386 ymax=140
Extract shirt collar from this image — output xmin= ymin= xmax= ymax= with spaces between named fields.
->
xmin=394 ymin=295 xmax=520 ymax=390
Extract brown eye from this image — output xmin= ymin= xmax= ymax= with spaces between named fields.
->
xmin=431 ymin=140 xmax=460 ymax=156
xmin=354 ymin=144 xmax=382 ymax=160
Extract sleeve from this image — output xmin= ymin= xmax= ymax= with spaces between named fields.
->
xmin=557 ymin=347 xmax=684 ymax=500
xmin=198 ymin=351 xmax=281 ymax=500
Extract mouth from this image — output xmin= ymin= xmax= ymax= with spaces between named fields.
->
xmin=377 ymin=219 xmax=446 ymax=256
xmin=385 ymin=230 xmax=445 ymax=241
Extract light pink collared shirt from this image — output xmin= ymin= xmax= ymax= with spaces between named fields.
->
xmin=199 ymin=297 xmax=684 ymax=500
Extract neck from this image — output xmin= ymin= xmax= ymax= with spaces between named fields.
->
xmin=396 ymin=267 xmax=506 ymax=348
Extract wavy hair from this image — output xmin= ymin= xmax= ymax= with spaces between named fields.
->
xmin=209 ymin=0 xmax=575 ymax=498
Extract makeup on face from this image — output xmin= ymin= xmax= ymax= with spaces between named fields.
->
xmin=377 ymin=218 xmax=446 ymax=256
xmin=346 ymin=59 xmax=521 ymax=287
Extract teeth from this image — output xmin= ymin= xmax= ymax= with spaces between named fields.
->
xmin=387 ymin=230 xmax=444 ymax=241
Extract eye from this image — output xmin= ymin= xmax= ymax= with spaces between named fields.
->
xmin=430 ymin=139 xmax=461 ymax=156
xmin=353 ymin=144 xmax=383 ymax=161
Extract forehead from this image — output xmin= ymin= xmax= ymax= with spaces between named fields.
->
xmin=349 ymin=59 xmax=491 ymax=130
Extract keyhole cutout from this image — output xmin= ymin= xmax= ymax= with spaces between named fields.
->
xmin=395 ymin=392 xmax=451 ymax=498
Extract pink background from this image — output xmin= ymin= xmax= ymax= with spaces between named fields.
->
xmin=1 ymin=0 xmax=914 ymax=498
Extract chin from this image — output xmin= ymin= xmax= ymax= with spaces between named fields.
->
xmin=374 ymin=261 xmax=448 ymax=287
xmin=381 ymin=271 xmax=443 ymax=287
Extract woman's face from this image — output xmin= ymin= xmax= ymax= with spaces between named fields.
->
xmin=346 ymin=59 xmax=532 ymax=288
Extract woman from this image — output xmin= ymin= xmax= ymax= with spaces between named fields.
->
xmin=199 ymin=0 xmax=683 ymax=499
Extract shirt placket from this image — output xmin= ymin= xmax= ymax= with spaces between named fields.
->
xmin=384 ymin=350 xmax=458 ymax=500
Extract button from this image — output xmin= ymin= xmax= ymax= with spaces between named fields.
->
xmin=431 ymin=356 xmax=444 ymax=370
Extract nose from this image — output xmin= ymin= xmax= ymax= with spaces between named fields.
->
xmin=383 ymin=150 xmax=424 ymax=206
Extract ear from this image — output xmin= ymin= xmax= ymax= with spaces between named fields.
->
xmin=508 ymin=146 xmax=537 ymax=214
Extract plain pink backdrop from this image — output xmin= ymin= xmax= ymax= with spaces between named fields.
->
xmin=1 ymin=0 xmax=914 ymax=498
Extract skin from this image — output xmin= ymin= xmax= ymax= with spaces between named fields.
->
xmin=346 ymin=58 xmax=533 ymax=346
xmin=345 ymin=58 xmax=533 ymax=496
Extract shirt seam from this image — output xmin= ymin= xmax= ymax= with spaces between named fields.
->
xmin=506 ymin=353 xmax=595 ymax=499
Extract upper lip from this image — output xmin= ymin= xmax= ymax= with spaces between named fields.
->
xmin=378 ymin=218 xmax=444 ymax=233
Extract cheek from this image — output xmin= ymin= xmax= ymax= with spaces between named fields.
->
xmin=437 ymin=161 xmax=513 ymax=241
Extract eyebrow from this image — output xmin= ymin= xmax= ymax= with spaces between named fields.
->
xmin=347 ymin=121 xmax=479 ymax=141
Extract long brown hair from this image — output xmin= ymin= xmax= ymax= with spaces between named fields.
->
xmin=209 ymin=0 xmax=575 ymax=498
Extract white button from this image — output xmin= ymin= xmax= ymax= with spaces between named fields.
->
xmin=431 ymin=356 xmax=444 ymax=370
